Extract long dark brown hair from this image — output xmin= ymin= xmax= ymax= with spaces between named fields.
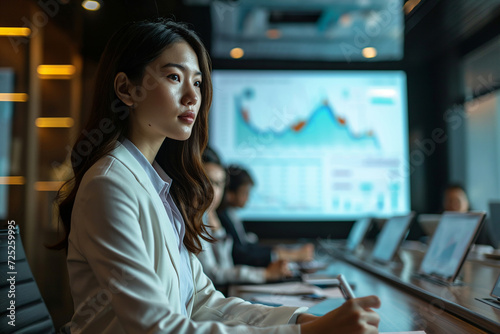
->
xmin=53 ymin=18 xmax=214 ymax=254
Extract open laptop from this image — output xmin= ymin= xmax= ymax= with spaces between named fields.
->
xmin=317 ymin=217 xmax=372 ymax=253
xmin=475 ymin=272 xmax=500 ymax=309
xmin=370 ymin=212 xmax=416 ymax=264
xmin=345 ymin=217 xmax=373 ymax=252
xmin=417 ymin=211 xmax=486 ymax=285
xmin=487 ymin=201 xmax=500 ymax=248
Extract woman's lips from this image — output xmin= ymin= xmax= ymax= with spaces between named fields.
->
xmin=178 ymin=111 xmax=195 ymax=124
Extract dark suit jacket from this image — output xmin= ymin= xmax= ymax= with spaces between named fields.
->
xmin=218 ymin=208 xmax=273 ymax=267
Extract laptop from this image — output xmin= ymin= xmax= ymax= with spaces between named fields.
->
xmin=417 ymin=211 xmax=486 ymax=284
xmin=345 ymin=217 xmax=373 ymax=252
xmin=491 ymin=273 xmax=500 ymax=301
xmin=487 ymin=201 xmax=500 ymax=248
xmin=475 ymin=272 xmax=500 ymax=309
xmin=370 ymin=212 xmax=416 ymax=264
xmin=317 ymin=218 xmax=372 ymax=253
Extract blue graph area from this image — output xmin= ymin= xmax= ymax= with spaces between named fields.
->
xmin=235 ymin=88 xmax=380 ymax=149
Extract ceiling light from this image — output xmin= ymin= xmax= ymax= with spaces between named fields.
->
xmin=0 ymin=27 xmax=31 ymax=37
xmin=230 ymin=48 xmax=244 ymax=59
xmin=82 ymin=0 xmax=101 ymax=11
xmin=0 ymin=93 xmax=28 ymax=102
xmin=35 ymin=117 xmax=74 ymax=128
xmin=37 ymin=65 xmax=76 ymax=79
xmin=0 ymin=176 xmax=25 ymax=185
xmin=35 ymin=181 xmax=65 ymax=191
xmin=362 ymin=47 xmax=377 ymax=59
xmin=404 ymin=0 xmax=422 ymax=15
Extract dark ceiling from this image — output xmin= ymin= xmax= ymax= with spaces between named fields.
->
xmin=42 ymin=0 xmax=500 ymax=66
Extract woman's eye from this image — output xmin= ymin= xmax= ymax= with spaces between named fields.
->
xmin=194 ymin=80 xmax=202 ymax=88
xmin=167 ymin=74 xmax=180 ymax=81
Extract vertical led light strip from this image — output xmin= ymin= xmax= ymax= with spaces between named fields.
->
xmin=0 ymin=68 xmax=15 ymax=219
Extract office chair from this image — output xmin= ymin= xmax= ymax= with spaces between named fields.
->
xmin=0 ymin=225 xmax=56 ymax=334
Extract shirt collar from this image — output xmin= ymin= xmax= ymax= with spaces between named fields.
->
xmin=121 ymin=138 xmax=172 ymax=196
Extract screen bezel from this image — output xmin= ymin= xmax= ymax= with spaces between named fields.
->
xmin=488 ymin=201 xmax=500 ymax=248
xmin=417 ymin=211 xmax=486 ymax=283
xmin=346 ymin=218 xmax=373 ymax=252
xmin=490 ymin=273 xmax=500 ymax=300
xmin=370 ymin=212 xmax=416 ymax=263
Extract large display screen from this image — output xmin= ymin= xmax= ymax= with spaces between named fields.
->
xmin=210 ymin=70 xmax=410 ymax=221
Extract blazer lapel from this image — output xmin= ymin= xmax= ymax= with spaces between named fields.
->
xmin=110 ymin=143 xmax=182 ymax=278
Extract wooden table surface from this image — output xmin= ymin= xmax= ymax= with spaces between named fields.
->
xmin=229 ymin=241 xmax=500 ymax=334
xmin=316 ymin=241 xmax=500 ymax=334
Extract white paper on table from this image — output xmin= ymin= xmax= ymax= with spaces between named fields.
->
xmin=302 ymin=277 xmax=340 ymax=286
xmin=251 ymin=294 xmax=319 ymax=308
xmin=319 ymin=287 xmax=344 ymax=299
xmin=381 ymin=331 xmax=426 ymax=334
xmin=237 ymin=282 xmax=323 ymax=295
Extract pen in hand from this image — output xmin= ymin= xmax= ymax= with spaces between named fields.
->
xmin=337 ymin=274 xmax=356 ymax=300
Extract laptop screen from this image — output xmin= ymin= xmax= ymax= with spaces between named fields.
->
xmin=371 ymin=213 xmax=414 ymax=263
xmin=491 ymin=273 xmax=500 ymax=300
xmin=346 ymin=218 xmax=372 ymax=252
xmin=488 ymin=201 xmax=500 ymax=248
xmin=419 ymin=212 xmax=485 ymax=282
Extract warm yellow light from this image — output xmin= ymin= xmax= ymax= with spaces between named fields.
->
xmin=35 ymin=181 xmax=65 ymax=192
xmin=0 ymin=93 xmax=29 ymax=102
xmin=37 ymin=65 xmax=76 ymax=79
xmin=0 ymin=27 xmax=31 ymax=37
xmin=230 ymin=48 xmax=244 ymax=59
xmin=0 ymin=176 xmax=25 ymax=185
xmin=36 ymin=117 xmax=74 ymax=128
xmin=362 ymin=47 xmax=377 ymax=59
xmin=404 ymin=0 xmax=422 ymax=15
xmin=82 ymin=0 xmax=101 ymax=11
xmin=266 ymin=29 xmax=282 ymax=39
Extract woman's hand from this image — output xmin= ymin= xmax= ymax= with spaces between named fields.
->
xmin=264 ymin=260 xmax=291 ymax=281
xmin=296 ymin=313 xmax=318 ymax=324
xmin=300 ymin=295 xmax=381 ymax=334
xmin=277 ymin=243 xmax=315 ymax=262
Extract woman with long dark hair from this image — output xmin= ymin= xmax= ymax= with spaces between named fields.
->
xmin=56 ymin=18 xmax=380 ymax=334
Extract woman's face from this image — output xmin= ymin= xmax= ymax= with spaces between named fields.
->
xmin=130 ymin=41 xmax=202 ymax=141
xmin=444 ymin=188 xmax=469 ymax=212
xmin=230 ymin=183 xmax=252 ymax=208
xmin=204 ymin=163 xmax=226 ymax=211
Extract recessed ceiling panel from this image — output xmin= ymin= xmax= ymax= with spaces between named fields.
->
xmin=211 ymin=0 xmax=404 ymax=61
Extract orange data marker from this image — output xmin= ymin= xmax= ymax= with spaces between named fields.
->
xmin=292 ymin=121 xmax=306 ymax=132
xmin=241 ymin=109 xmax=250 ymax=123
xmin=337 ymin=117 xmax=346 ymax=125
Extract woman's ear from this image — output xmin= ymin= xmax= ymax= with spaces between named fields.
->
xmin=114 ymin=72 xmax=134 ymax=107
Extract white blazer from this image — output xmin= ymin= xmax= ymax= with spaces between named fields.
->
xmin=66 ymin=142 xmax=304 ymax=334
xmin=198 ymin=227 xmax=267 ymax=285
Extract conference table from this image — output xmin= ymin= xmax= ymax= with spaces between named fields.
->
xmin=228 ymin=241 xmax=500 ymax=334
